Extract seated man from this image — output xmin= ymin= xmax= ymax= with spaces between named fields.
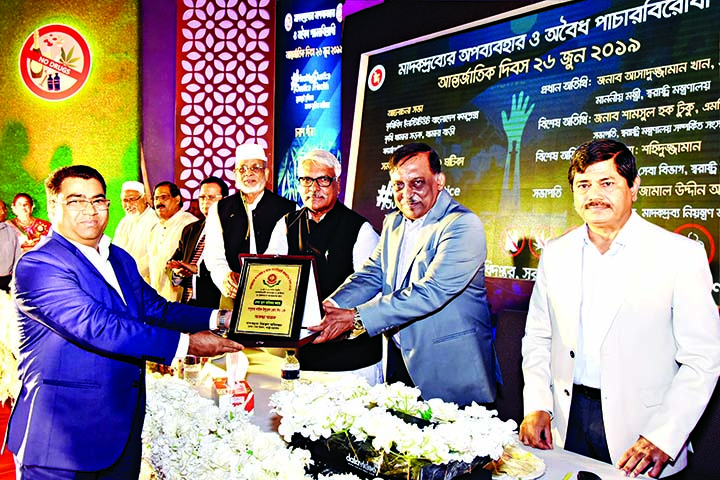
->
xmin=265 ymin=149 xmax=382 ymax=384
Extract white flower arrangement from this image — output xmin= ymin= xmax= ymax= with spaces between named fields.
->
xmin=0 ymin=291 xmax=20 ymax=405
xmin=142 ymin=373 xmax=365 ymax=480
xmin=269 ymin=375 xmax=518 ymax=478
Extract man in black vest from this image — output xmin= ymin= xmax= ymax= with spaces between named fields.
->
xmin=265 ymin=149 xmax=382 ymax=384
xmin=204 ymin=142 xmax=296 ymax=309
xmin=167 ymin=176 xmax=228 ymax=308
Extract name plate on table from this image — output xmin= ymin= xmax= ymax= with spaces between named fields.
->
xmin=227 ymin=255 xmax=321 ymax=347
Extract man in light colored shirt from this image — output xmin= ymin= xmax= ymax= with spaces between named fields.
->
xmin=310 ymin=143 xmax=499 ymax=407
xmin=204 ymin=142 xmax=296 ymax=309
xmin=7 ymin=165 xmax=241 ymax=479
xmin=265 ymin=149 xmax=382 ymax=384
xmin=148 ymin=181 xmax=197 ymax=301
xmin=112 ymin=181 xmax=157 ymax=281
xmin=519 ymin=139 xmax=720 ymax=478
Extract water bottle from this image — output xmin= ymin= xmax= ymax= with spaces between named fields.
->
xmin=280 ymin=350 xmax=300 ymax=390
xmin=184 ymin=355 xmax=201 ymax=385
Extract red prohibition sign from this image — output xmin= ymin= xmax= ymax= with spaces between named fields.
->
xmin=19 ymin=24 xmax=92 ymax=101
xmin=674 ymin=223 xmax=715 ymax=263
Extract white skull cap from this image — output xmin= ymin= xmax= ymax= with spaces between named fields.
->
xmin=236 ymin=143 xmax=267 ymax=162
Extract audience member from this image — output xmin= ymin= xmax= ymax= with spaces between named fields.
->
xmin=265 ymin=149 xmax=382 ymax=384
xmin=6 ymin=165 xmax=242 ymax=479
xmin=6 ymin=193 xmax=51 ymax=252
xmin=204 ymin=142 xmax=296 ymax=309
xmin=519 ymin=139 xmax=720 ymax=478
xmin=310 ymin=142 xmax=500 ymax=406
xmin=0 ymin=200 xmax=21 ymax=292
xmin=113 ymin=180 xmax=158 ymax=282
xmin=167 ymin=176 xmax=228 ymax=308
xmin=148 ymin=182 xmax=197 ymax=301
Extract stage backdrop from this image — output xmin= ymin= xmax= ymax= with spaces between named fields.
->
xmin=0 ymin=0 xmax=140 ymax=235
xmin=274 ymin=0 xmax=343 ymax=204
xmin=349 ymin=0 xmax=720 ymax=303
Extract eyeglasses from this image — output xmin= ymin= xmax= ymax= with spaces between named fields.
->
xmin=198 ymin=195 xmax=223 ymax=201
xmin=63 ymin=198 xmax=111 ymax=211
xmin=121 ymin=196 xmax=142 ymax=204
xmin=234 ymin=165 xmax=265 ymax=175
xmin=298 ymin=176 xmax=336 ymax=187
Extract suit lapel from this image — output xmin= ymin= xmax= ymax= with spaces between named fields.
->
xmin=385 ymin=213 xmax=405 ymax=291
xmin=109 ymin=248 xmax=139 ymax=316
xmin=397 ymin=191 xmax=451 ymax=287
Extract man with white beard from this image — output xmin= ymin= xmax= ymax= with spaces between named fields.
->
xmin=204 ymin=142 xmax=296 ymax=309
xmin=112 ymin=181 xmax=157 ymax=282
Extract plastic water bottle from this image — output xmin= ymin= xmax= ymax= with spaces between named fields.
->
xmin=280 ymin=350 xmax=300 ymax=390
xmin=184 ymin=355 xmax=201 ymax=385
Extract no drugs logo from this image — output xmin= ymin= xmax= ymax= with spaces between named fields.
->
xmin=19 ymin=24 xmax=92 ymax=101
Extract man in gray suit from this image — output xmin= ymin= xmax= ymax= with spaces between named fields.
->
xmin=311 ymin=142 xmax=499 ymax=406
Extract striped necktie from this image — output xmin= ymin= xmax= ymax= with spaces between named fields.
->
xmin=181 ymin=234 xmax=205 ymax=303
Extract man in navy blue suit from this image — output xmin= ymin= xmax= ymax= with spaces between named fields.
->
xmin=5 ymin=165 xmax=243 ymax=479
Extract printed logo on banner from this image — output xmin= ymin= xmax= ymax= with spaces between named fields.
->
xmin=528 ymin=227 xmax=554 ymax=259
xmin=674 ymin=223 xmax=715 ymax=263
xmin=368 ymin=65 xmax=385 ymax=91
xmin=501 ymin=226 xmax=526 ymax=257
xmin=19 ymin=24 xmax=91 ymax=101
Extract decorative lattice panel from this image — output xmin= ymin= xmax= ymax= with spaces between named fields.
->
xmin=175 ymin=0 xmax=275 ymax=200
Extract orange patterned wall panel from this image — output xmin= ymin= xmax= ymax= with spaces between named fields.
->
xmin=176 ymin=0 xmax=275 ymax=200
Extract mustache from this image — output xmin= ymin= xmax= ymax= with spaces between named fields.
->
xmin=583 ymin=200 xmax=610 ymax=208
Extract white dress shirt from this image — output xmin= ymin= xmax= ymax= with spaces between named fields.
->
xmin=574 ymin=226 xmax=628 ymax=388
xmin=204 ymin=191 xmax=264 ymax=291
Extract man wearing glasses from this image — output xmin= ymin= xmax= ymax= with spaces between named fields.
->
xmin=204 ymin=142 xmax=296 ymax=309
xmin=167 ymin=176 xmax=228 ymax=308
xmin=113 ymin=180 xmax=157 ymax=282
xmin=7 ymin=165 xmax=243 ymax=479
xmin=310 ymin=143 xmax=499 ymax=406
xmin=265 ymin=149 xmax=382 ymax=383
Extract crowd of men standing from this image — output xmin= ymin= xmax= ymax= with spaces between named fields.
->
xmin=3 ymin=139 xmax=719 ymax=479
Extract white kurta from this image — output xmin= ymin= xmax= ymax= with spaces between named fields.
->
xmin=147 ymin=210 xmax=197 ymax=301
xmin=112 ymin=208 xmax=159 ymax=282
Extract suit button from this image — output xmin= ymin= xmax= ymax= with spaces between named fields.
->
xmin=132 ymin=381 xmax=140 ymax=388
xmin=570 ymin=350 xmax=575 ymax=358
xmin=564 ymin=389 xmax=570 ymax=396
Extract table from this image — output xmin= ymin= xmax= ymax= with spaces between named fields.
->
xmin=241 ymin=348 xmax=644 ymax=480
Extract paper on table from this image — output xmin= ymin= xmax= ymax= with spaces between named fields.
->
xmin=301 ymin=262 xmax=322 ymax=328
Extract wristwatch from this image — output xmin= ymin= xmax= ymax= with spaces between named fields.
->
xmin=349 ymin=307 xmax=366 ymax=339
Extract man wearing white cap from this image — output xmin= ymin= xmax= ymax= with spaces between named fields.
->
xmin=204 ymin=142 xmax=296 ymax=308
xmin=113 ymin=180 xmax=157 ymax=281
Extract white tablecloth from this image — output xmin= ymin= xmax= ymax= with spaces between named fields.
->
xmin=241 ymin=348 xmax=644 ymax=480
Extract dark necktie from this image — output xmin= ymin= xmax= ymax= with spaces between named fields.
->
xmin=181 ymin=234 xmax=205 ymax=303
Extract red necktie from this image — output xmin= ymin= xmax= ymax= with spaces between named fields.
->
xmin=181 ymin=234 xmax=205 ymax=303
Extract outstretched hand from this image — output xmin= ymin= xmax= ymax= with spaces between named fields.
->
xmin=308 ymin=303 xmax=354 ymax=343
xmin=501 ymin=91 xmax=535 ymax=141
xmin=188 ymin=330 xmax=243 ymax=357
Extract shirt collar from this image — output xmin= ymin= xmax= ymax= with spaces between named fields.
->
xmin=60 ymin=231 xmax=112 ymax=260
xmin=581 ymin=210 xmax=638 ymax=251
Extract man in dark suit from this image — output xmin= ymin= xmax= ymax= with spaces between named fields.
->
xmin=5 ymin=165 xmax=242 ymax=479
xmin=167 ymin=176 xmax=228 ymax=308
xmin=204 ymin=142 xmax=296 ymax=309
